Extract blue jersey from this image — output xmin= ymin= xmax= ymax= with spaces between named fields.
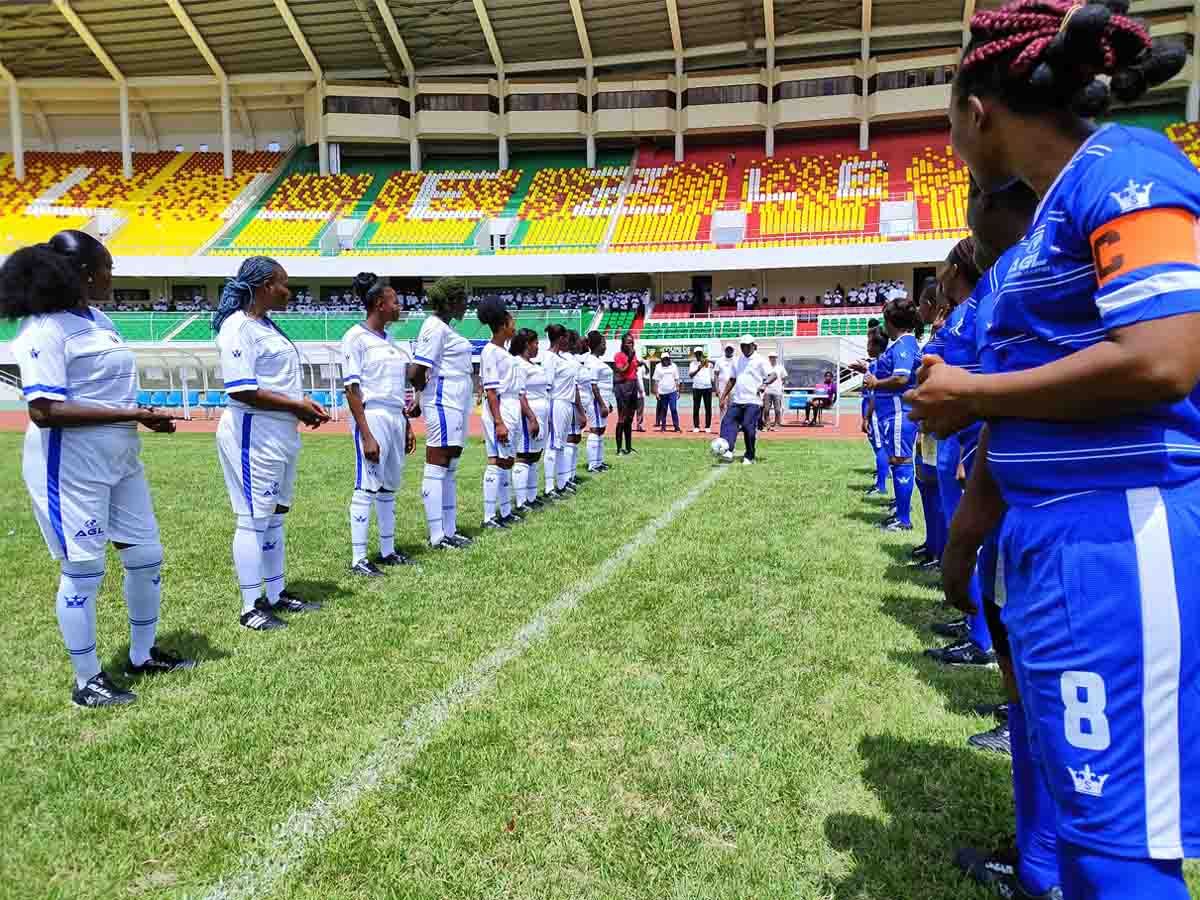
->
xmin=978 ymin=124 xmax=1200 ymax=506
xmin=941 ymin=288 xmax=984 ymax=463
xmin=923 ymin=329 xmax=946 ymax=360
xmin=861 ymin=360 xmax=876 ymax=415
xmin=873 ymin=333 xmax=919 ymax=405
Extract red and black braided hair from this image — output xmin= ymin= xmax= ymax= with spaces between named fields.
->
xmin=956 ymin=0 xmax=1186 ymax=117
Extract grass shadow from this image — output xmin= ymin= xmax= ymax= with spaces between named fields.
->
xmin=284 ymin=579 xmax=351 ymax=604
xmin=822 ymin=734 xmax=1012 ymax=900
xmin=887 ymin=648 xmax=1005 ymax=717
xmin=104 ymin=629 xmax=232 ymax=682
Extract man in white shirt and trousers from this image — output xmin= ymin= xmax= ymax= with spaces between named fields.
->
xmin=762 ymin=351 xmax=787 ymax=430
xmin=717 ymin=335 xmax=777 ymax=465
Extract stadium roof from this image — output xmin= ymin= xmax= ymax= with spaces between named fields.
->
xmin=1 ymin=0 xmax=1184 ymax=84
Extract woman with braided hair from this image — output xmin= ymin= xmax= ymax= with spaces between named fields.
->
xmin=910 ymin=2 xmax=1198 ymax=896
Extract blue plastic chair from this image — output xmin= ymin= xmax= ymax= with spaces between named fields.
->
xmin=137 ymin=390 xmax=152 ymax=406
xmin=788 ymin=394 xmax=808 ymax=423
xmin=163 ymin=391 xmax=183 ymax=411
xmin=311 ymin=390 xmax=330 ymax=408
xmin=149 ymin=390 xmax=168 ymax=407
xmin=202 ymin=390 xmax=222 ymax=412
xmin=185 ymin=391 xmax=201 ymax=418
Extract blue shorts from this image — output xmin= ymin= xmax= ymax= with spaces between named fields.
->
xmin=876 ymin=396 xmax=915 ymax=459
xmin=998 ymin=481 xmax=1200 ymax=859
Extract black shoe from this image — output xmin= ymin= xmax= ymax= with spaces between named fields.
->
xmin=444 ymin=533 xmax=474 ymax=548
xmin=72 ymin=672 xmax=136 ymax=708
xmin=597 ymin=463 xmax=612 ymax=472
xmin=956 ymin=843 xmax=1060 ymax=898
xmin=925 ymin=640 xmax=998 ymax=668
xmin=910 ymin=543 xmax=928 ymax=558
xmin=626 ymin=446 xmax=638 ymax=454
xmin=932 ymin=617 xmax=969 ymax=639
xmin=377 ymin=551 xmax=414 ymax=567
xmin=272 ymin=590 xmax=323 ymax=613
xmin=863 ymin=487 xmax=884 ymax=497
xmin=527 ymin=497 xmax=546 ymax=510
xmin=240 ymin=604 xmax=287 ymax=631
xmin=542 ymin=490 xmax=562 ymax=503
xmin=482 ymin=518 xmax=509 ymax=531
xmin=917 ymin=558 xmax=941 ymax=572
xmin=350 ymin=559 xmax=386 ymax=578
xmin=907 ymin=553 xmax=934 ymax=567
xmin=876 ymin=515 xmax=898 ymax=530
xmin=975 ymin=701 xmax=1009 ymax=721
xmin=125 ymin=647 xmax=196 ymax=677
xmin=968 ymin=722 xmax=1013 ymax=756
xmin=560 ymin=482 xmax=577 ymax=495
xmin=499 ymin=513 xmax=522 ymax=527
xmin=881 ymin=519 xmax=913 ymax=532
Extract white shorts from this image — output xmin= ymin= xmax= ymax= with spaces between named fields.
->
xmin=568 ymin=401 xmax=583 ymax=437
xmin=423 ymin=376 xmax=472 ymax=449
xmin=482 ymin=398 xmax=521 ymax=460
xmin=354 ymin=405 xmax=407 ymax=492
xmin=520 ymin=401 xmax=548 ymax=455
xmin=548 ymin=398 xmax=575 ymax=451
xmin=585 ymin=392 xmax=614 ymax=431
xmin=217 ymin=408 xmax=300 ymax=519
xmin=23 ymin=424 xmax=159 ymax=562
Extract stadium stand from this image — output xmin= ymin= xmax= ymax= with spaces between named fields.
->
xmin=507 ymin=164 xmax=625 ymax=252
xmin=597 ymin=308 xmax=636 ymax=337
xmin=1167 ymin=120 xmax=1200 ymax=168
xmin=610 ymin=153 xmax=727 ymax=251
xmin=639 ymin=316 xmax=795 ymax=341
xmin=907 ymin=144 xmax=969 ymax=240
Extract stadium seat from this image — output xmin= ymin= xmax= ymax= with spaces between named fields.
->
xmin=149 ymin=390 xmax=168 ymax=407
xmin=137 ymin=390 xmax=152 ymax=406
xmin=610 ymin=162 xmax=726 ymax=251
xmin=202 ymin=390 xmax=223 ymax=416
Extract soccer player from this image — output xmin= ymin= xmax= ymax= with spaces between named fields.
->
xmin=477 ymin=297 xmax=521 ymax=529
xmin=542 ymin=324 xmax=575 ymax=498
xmin=5 ymin=231 xmax=193 ymax=706
xmin=564 ymin=330 xmax=588 ymax=491
xmin=862 ymin=297 xmax=921 ymax=531
xmin=581 ymin=330 xmax=614 ymax=472
xmin=717 ymin=335 xmax=777 ymax=465
xmin=914 ymin=278 xmax=947 ymax=567
xmin=860 ymin=326 xmax=891 ymax=498
xmin=510 ymin=328 xmax=546 ymax=513
xmin=342 ymin=272 xmax=415 ymax=577
xmin=911 ymin=4 xmax=1195 ymax=896
xmin=215 ymin=256 xmax=329 ymax=632
xmin=408 ymin=277 xmax=475 ymax=549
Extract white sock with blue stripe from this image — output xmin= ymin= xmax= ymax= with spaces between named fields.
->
xmin=350 ymin=490 xmax=373 ymax=565
xmin=556 ymin=446 xmax=573 ymax=489
xmin=234 ymin=515 xmax=267 ymax=614
xmin=513 ymin=462 xmax=531 ymax=506
xmin=498 ymin=467 xmax=512 ymax=517
xmin=483 ymin=465 xmax=500 ymax=522
xmin=375 ymin=490 xmax=396 ymax=558
xmin=587 ymin=434 xmax=601 ymax=470
xmin=56 ymin=560 xmax=105 ymax=687
xmin=543 ymin=449 xmax=558 ymax=494
xmin=262 ymin=514 xmax=286 ymax=603
xmin=120 ymin=543 xmax=162 ymax=667
xmin=422 ymin=464 xmax=446 ymax=545
xmin=526 ymin=460 xmax=540 ymax=502
xmin=444 ymin=458 xmax=460 ymax=537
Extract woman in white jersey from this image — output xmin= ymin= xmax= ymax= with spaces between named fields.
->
xmin=565 ymin=330 xmax=588 ymax=490
xmin=477 ymin=297 xmax=524 ymax=529
xmin=542 ymin=324 xmax=576 ymax=499
xmin=407 ymin=277 xmax=474 ymax=550
xmin=342 ymin=273 xmax=415 ymax=577
xmin=7 ymin=231 xmax=193 ymax=708
xmin=215 ymin=256 xmax=329 ymax=632
xmin=581 ymin=330 xmax=614 ymax=473
xmin=510 ymin=328 xmax=547 ymax=514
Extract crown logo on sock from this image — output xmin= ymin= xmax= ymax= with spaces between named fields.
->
xmin=1068 ymin=764 xmax=1109 ymax=797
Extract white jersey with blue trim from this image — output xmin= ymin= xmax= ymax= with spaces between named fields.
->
xmin=582 ymin=354 xmax=615 ymax=402
xmin=546 ymin=350 xmax=577 ymax=402
xmin=979 ymin=124 xmax=1200 ymax=506
xmin=479 ymin=341 xmax=520 ymax=401
xmin=412 ymin=315 xmax=473 ymax=387
xmin=217 ymin=311 xmax=302 ymax=422
xmin=340 ymin=322 xmax=410 ymax=409
xmin=518 ymin=357 xmax=550 ymax=410
xmin=13 ymin=307 xmax=137 ymax=422
xmin=873 ymin=333 xmax=919 ymax=405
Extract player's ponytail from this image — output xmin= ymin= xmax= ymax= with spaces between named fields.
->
xmin=0 ymin=243 xmax=82 ymax=319
xmin=884 ymin=295 xmax=922 ymax=333
xmin=510 ymin=327 xmax=538 ymax=358
xmin=213 ymin=255 xmax=279 ymax=334
xmin=586 ymin=330 xmax=604 ymax=354
xmin=353 ymin=271 xmax=388 ymax=311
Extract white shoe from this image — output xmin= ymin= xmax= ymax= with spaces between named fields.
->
xmin=721 ymin=451 xmax=734 ymax=462
xmin=692 ymin=427 xmax=700 ymax=433
xmin=742 ymin=458 xmax=754 ymax=466
xmin=706 ymin=426 xmax=712 ymax=432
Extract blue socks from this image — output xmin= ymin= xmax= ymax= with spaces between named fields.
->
xmin=891 ymin=462 xmax=915 ymax=526
xmin=874 ymin=445 xmax=890 ymax=493
xmin=966 ymin=574 xmax=992 ymax=652
xmin=1010 ymin=702 xmax=1060 ymax=896
xmin=916 ymin=466 xmax=944 ymax=557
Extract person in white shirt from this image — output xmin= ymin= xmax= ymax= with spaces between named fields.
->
xmin=408 ymin=278 xmax=475 ymax=549
xmin=477 ymin=297 xmax=528 ymax=529
xmin=714 ymin=345 xmax=737 ymax=419
xmin=581 ymin=330 xmax=615 ymax=472
xmin=7 ymin=231 xmax=194 ymax=708
xmin=717 ymin=335 xmax=777 ymax=465
xmin=342 ymin=273 xmax=416 ymax=577
xmin=636 ymin=359 xmax=650 ymax=431
xmin=510 ymin=328 xmax=547 ymax=513
xmin=215 ymin=256 xmax=330 ymax=632
xmin=541 ymin=324 xmax=578 ymax=498
xmin=688 ymin=347 xmax=715 ymax=432
xmin=652 ymin=352 xmax=681 ymax=432
xmin=763 ymin=352 xmax=787 ymax=431
xmin=565 ymin=331 xmax=589 ymax=488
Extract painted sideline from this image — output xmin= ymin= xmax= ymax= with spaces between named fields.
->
xmin=197 ymin=463 xmax=730 ymax=900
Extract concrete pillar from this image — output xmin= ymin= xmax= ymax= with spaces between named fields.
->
xmin=674 ymin=56 xmax=684 ymax=163
xmin=765 ymin=45 xmax=775 ymax=158
xmin=1189 ymin=79 xmax=1199 ymax=122
xmin=409 ymin=134 xmax=421 ymax=172
xmin=220 ymin=80 xmax=233 ymax=179
xmin=499 ymin=135 xmax=509 ymax=170
xmin=7 ymin=79 xmax=23 ymax=182
xmin=859 ymin=118 xmax=869 ymax=152
xmin=119 ymin=82 xmax=132 ymax=179
xmin=585 ymin=62 xmax=595 ymax=169
xmin=317 ymin=79 xmax=329 ymax=176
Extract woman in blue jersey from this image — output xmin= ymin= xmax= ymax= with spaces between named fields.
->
xmin=215 ymin=256 xmax=329 ymax=632
xmin=581 ymin=330 xmax=614 ymax=473
xmin=911 ymin=3 xmax=1196 ymax=896
xmin=342 ymin=273 xmax=415 ymax=577
xmin=408 ymin=277 xmax=474 ymax=550
xmin=860 ymin=324 xmax=890 ymax=497
xmin=477 ymin=297 xmax=523 ymax=529
xmin=5 ymin=231 xmax=193 ymax=707
xmin=863 ymin=296 xmax=921 ymax=531
xmin=914 ymin=278 xmax=948 ymax=566
xmin=510 ymin=328 xmax=547 ymax=514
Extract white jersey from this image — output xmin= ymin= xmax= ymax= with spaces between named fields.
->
xmin=341 ymin=322 xmax=410 ymax=409
xmin=479 ymin=342 xmax=521 ymax=402
xmin=14 ymin=306 xmax=137 ymax=419
xmin=218 ymin=311 xmax=302 ymax=423
xmin=412 ymin=315 xmax=473 ymax=385
xmin=545 ymin=350 xmax=577 ymax=402
xmin=730 ymin=352 xmax=773 ymax=405
xmin=518 ymin=357 xmax=550 ymax=411
xmin=583 ymin=354 xmax=614 ymax=401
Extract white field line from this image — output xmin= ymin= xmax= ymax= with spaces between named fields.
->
xmin=196 ymin=463 xmax=729 ymax=900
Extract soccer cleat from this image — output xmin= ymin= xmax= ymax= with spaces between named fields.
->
xmin=863 ymin=487 xmax=884 ymax=497
xmin=917 ymin=558 xmax=941 ymax=572
xmin=692 ymin=427 xmax=700 ymax=433
xmin=742 ymin=457 xmax=755 ymax=466
xmin=932 ymin=617 xmax=970 ymax=639
xmin=720 ymin=451 xmax=734 ymax=463
xmin=240 ymin=604 xmax=287 ymax=631
xmin=527 ymin=497 xmax=546 ymax=510
xmin=560 ymin=482 xmax=577 ymax=495
xmin=377 ymin=551 xmax=414 ymax=567
xmin=499 ymin=513 xmax=523 ymax=527
xmin=482 ymin=518 xmax=509 ymax=531
xmin=968 ymin=722 xmax=1012 ymax=756
xmin=910 ymin=543 xmax=928 ymax=558
xmin=597 ymin=463 xmax=612 ymax=472
xmin=881 ymin=519 xmax=913 ymax=532
xmin=125 ymin=647 xmax=196 ymax=677
xmin=72 ymin=672 xmax=136 ymax=708
xmin=875 ymin=515 xmax=898 ymax=530
xmin=925 ymin=640 xmax=998 ymax=668
xmin=956 ymin=844 xmax=1061 ymax=899
xmin=444 ymin=533 xmax=474 ymax=548
xmin=273 ymin=591 xmax=323 ymax=613
xmin=542 ymin=490 xmax=562 ymax=503
xmin=975 ymin=701 xmax=1009 ymax=721
xmin=350 ymin=559 xmax=386 ymax=578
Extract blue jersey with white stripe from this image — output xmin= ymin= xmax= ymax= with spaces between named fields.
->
xmin=923 ymin=329 xmax=946 ymax=360
xmin=873 ymin=333 xmax=919 ymax=406
xmin=861 ymin=360 xmax=876 ymax=415
xmin=978 ymin=124 xmax=1200 ymax=506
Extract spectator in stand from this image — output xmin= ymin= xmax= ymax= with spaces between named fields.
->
xmin=689 ymin=347 xmax=714 ymax=433
xmin=805 ymin=370 xmax=837 ymax=426
xmin=652 ymin=352 xmax=681 ymax=432
xmin=763 ymin=352 xmax=787 ymax=430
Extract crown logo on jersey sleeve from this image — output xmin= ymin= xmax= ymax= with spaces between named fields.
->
xmin=1068 ymin=764 xmax=1110 ymax=797
xmin=1110 ymin=180 xmax=1153 ymax=215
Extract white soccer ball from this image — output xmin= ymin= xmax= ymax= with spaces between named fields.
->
xmin=710 ymin=437 xmax=730 ymax=458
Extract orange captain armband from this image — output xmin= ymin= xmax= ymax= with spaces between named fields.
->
xmin=1090 ymin=207 xmax=1200 ymax=288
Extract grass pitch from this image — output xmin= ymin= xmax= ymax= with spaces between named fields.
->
xmin=0 ymin=431 xmax=1195 ymax=899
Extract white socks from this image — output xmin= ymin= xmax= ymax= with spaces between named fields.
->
xmin=120 ymin=543 xmax=162 ymax=667
xmin=566 ymin=443 xmax=579 ymax=479
xmin=513 ymin=461 xmax=531 ymax=506
xmin=234 ymin=515 xmax=267 ymax=614
xmin=498 ymin=467 xmax=512 ymax=517
xmin=543 ymin=448 xmax=558 ymax=494
xmin=444 ymin=458 xmax=460 ymax=537
xmin=556 ymin=445 xmax=574 ymax=489
xmin=483 ymin=464 xmax=500 ymax=522
xmin=350 ymin=489 xmax=373 ymax=564
xmin=526 ymin=460 xmax=540 ymax=502
xmin=262 ymin=514 xmax=286 ymax=604
xmin=376 ymin=491 xmax=396 ymax=558
xmin=587 ymin=434 xmax=602 ymax=470
xmin=422 ymin=463 xmax=446 ymax=545
xmin=56 ymin=560 xmax=105 ymax=687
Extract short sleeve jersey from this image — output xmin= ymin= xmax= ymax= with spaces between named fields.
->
xmin=519 ymin=357 xmax=550 ymax=407
xmin=586 ymin=354 xmax=614 ymax=399
xmin=862 ymin=360 xmax=877 ymax=414
xmin=218 ymin=311 xmax=302 ymax=421
xmin=14 ymin=307 xmax=136 ymax=418
xmin=479 ymin=342 xmax=520 ymax=401
xmin=341 ymin=322 xmax=410 ymax=408
xmin=412 ymin=315 xmax=473 ymax=383
xmin=873 ymin=333 xmax=919 ymax=404
xmin=730 ymin=353 xmax=772 ymax=405
xmin=978 ymin=124 xmax=1200 ymax=505
xmin=546 ymin=351 xmax=577 ymax=402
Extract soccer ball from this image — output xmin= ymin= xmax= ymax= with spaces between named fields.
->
xmin=710 ymin=437 xmax=730 ymax=458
